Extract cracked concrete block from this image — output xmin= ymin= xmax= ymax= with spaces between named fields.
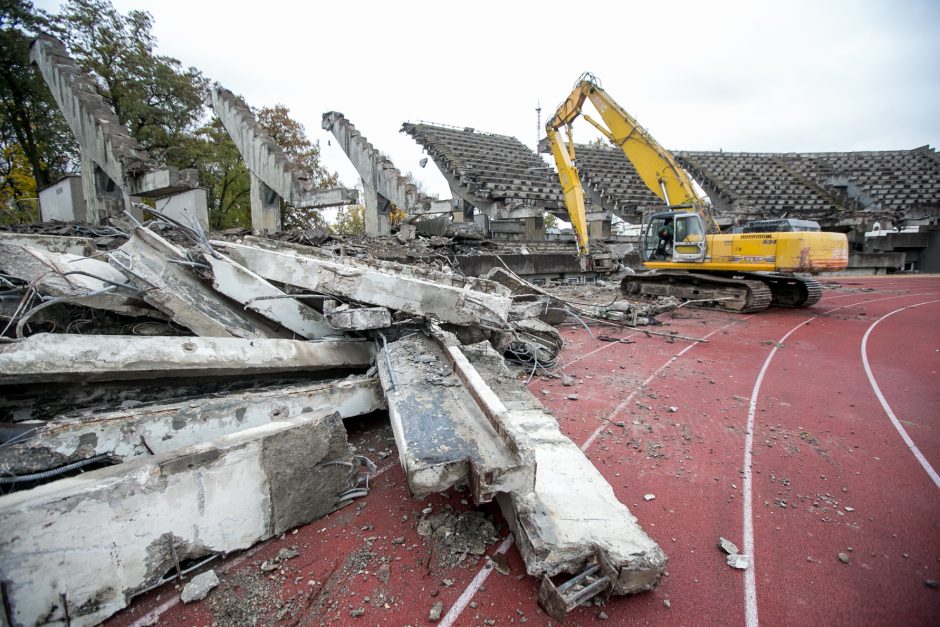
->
xmin=0 ymin=411 xmax=357 ymax=627
xmin=0 ymin=334 xmax=375 ymax=384
xmin=0 ymin=377 xmax=384 ymax=474
xmin=324 ymin=306 xmax=392 ymax=331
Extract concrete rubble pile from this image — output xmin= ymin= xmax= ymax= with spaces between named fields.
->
xmin=0 ymin=219 xmax=666 ymax=625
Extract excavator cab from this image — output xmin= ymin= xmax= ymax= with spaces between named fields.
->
xmin=642 ymin=211 xmax=707 ymax=262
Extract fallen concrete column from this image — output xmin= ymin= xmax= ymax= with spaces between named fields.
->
xmin=0 ymin=334 xmax=375 ymax=384
xmin=0 ymin=411 xmax=358 ymax=627
xmin=213 ymin=240 xmax=512 ymax=328
xmin=0 ymin=377 xmax=384 ymax=474
xmin=109 ymin=227 xmax=284 ymax=338
xmin=202 ymin=251 xmax=335 ymax=340
xmin=454 ymin=339 xmax=666 ymax=596
xmin=375 ymin=333 xmax=532 ymax=502
xmin=0 ymin=244 xmax=153 ymax=317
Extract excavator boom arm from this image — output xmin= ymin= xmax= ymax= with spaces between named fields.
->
xmin=545 ymin=74 xmax=720 ymax=254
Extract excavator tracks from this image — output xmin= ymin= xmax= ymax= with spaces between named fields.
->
xmin=739 ymin=273 xmax=824 ymax=308
xmin=621 ymin=272 xmax=824 ymax=314
xmin=621 ymin=272 xmax=773 ymax=313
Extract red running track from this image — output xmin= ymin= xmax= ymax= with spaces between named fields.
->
xmin=107 ymin=275 xmax=940 ymax=627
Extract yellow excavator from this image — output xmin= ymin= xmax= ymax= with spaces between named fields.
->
xmin=545 ymin=73 xmax=848 ymax=313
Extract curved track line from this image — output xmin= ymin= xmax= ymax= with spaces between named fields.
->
xmin=740 ymin=290 xmax=940 ymax=627
xmin=860 ymin=299 xmax=940 ymax=489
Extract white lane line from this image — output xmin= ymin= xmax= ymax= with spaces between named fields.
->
xmin=438 ymin=534 xmax=514 ymax=627
xmin=740 ymin=290 xmax=940 ymax=627
xmin=581 ymin=317 xmax=748 ymax=451
xmin=861 ymin=299 xmax=940 ymax=489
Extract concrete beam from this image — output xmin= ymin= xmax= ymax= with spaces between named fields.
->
xmin=213 ymin=240 xmax=512 ymax=328
xmin=0 ymin=411 xmax=358 ymax=627
xmin=131 ymin=167 xmax=200 ymax=198
xmin=109 ymin=227 xmax=284 ymax=338
xmin=0 ymin=334 xmax=375 ymax=384
xmin=1 ymin=377 xmax=383 ymax=474
xmin=203 ymin=251 xmax=335 ymax=340
xmin=295 ymin=186 xmax=359 ymax=209
xmin=323 ymin=303 xmax=392 ymax=331
xmin=375 ymin=333 xmax=532 ymax=502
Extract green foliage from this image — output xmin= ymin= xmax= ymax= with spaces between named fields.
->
xmin=0 ymin=0 xmax=77 ymax=198
xmin=334 ymin=203 xmax=365 ymax=235
xmin=543 ymin=212 xmax=558 ymax=231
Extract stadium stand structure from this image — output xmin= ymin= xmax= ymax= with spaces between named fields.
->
xmin=675 ymin=146 xmax=940 ymax=229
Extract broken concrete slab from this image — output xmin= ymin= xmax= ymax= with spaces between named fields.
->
xmin=0 ymin=411 xmax=358 ymax=627
xmin=109 ymin=227 xmax=284 ymax=338
xmin=202 ymin=250 xmax=335 ymax=340
xmin=0 ymin=232 xmax=96 ymax=256
xmin=0 ymin=243 xmax=153 ymax=317
xmin=0 ymin=334 xmax=375 ymax=384
xmin=214 ymin=240 xmax=512 ymax=328
xmin=376 ymin=333 xmax=532 ymax=502
xmin=0 ymin=377 xmax=383 ymax=474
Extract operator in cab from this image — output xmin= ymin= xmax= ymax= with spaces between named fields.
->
xmin=654 ymin=219 xmax=674 ymax=259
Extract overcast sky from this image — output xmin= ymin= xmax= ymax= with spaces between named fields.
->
xmin=37 ymin=0 xmax=940 ymax=200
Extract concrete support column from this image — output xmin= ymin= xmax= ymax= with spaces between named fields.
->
xmin=523 ymin=216 xmax=545 ymax=241
xmin=474 ymin=212 xmax=490 ymax=238
xmin=80 ymin=153 xmax=123 ymax=224
xmin=362 ymin=185 xmax=391 ymax=236
xmin=249 ymin=173 xmax=282 ymax=234
xmin=588 ymin=219 xmax=612 ymax=239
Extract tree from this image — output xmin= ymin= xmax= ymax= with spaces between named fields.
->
xmin=543 ymin=212 xmax=558 ymax=231
xmin=54 ymin=0 xmax=208 ymax=162
xmin=0 ymin=0 xmax=77 ymax=202
xmin=334 ymin=203 xmax=365 ymax=235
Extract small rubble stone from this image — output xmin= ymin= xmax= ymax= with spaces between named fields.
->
xmin=350 ymin=608 xmax=365 ymax=618
xmin=567 ymin=394 xmax=579 ymax=401
xmin=718 ymin=537 xmax=739 ymax=555
xmin=598 ymin=610 xmax=609 ymax=620
xmin=180 ymin=570 xmax=219 ymax=603
xmin=260 ymin=560 xmax=277 ymax=573
xmin=276 ymin=547 xmax=298 ymax=561
xmin=663 ymin=599 xmax=671 ymax=609
xmin=926 ymin=579 xmax=938 ymax=589
xmin=643 ymin=494 xmax=656 ymax=501
xmin=429 ymin=601 xmax=444 ymax=622
xmin=562 ymin=375 xmax=575 ymax=387
xmin=838 ymin=552 xmax=850 ymax=564
xmin=727 ymin=554 xmax=750 ymax=569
